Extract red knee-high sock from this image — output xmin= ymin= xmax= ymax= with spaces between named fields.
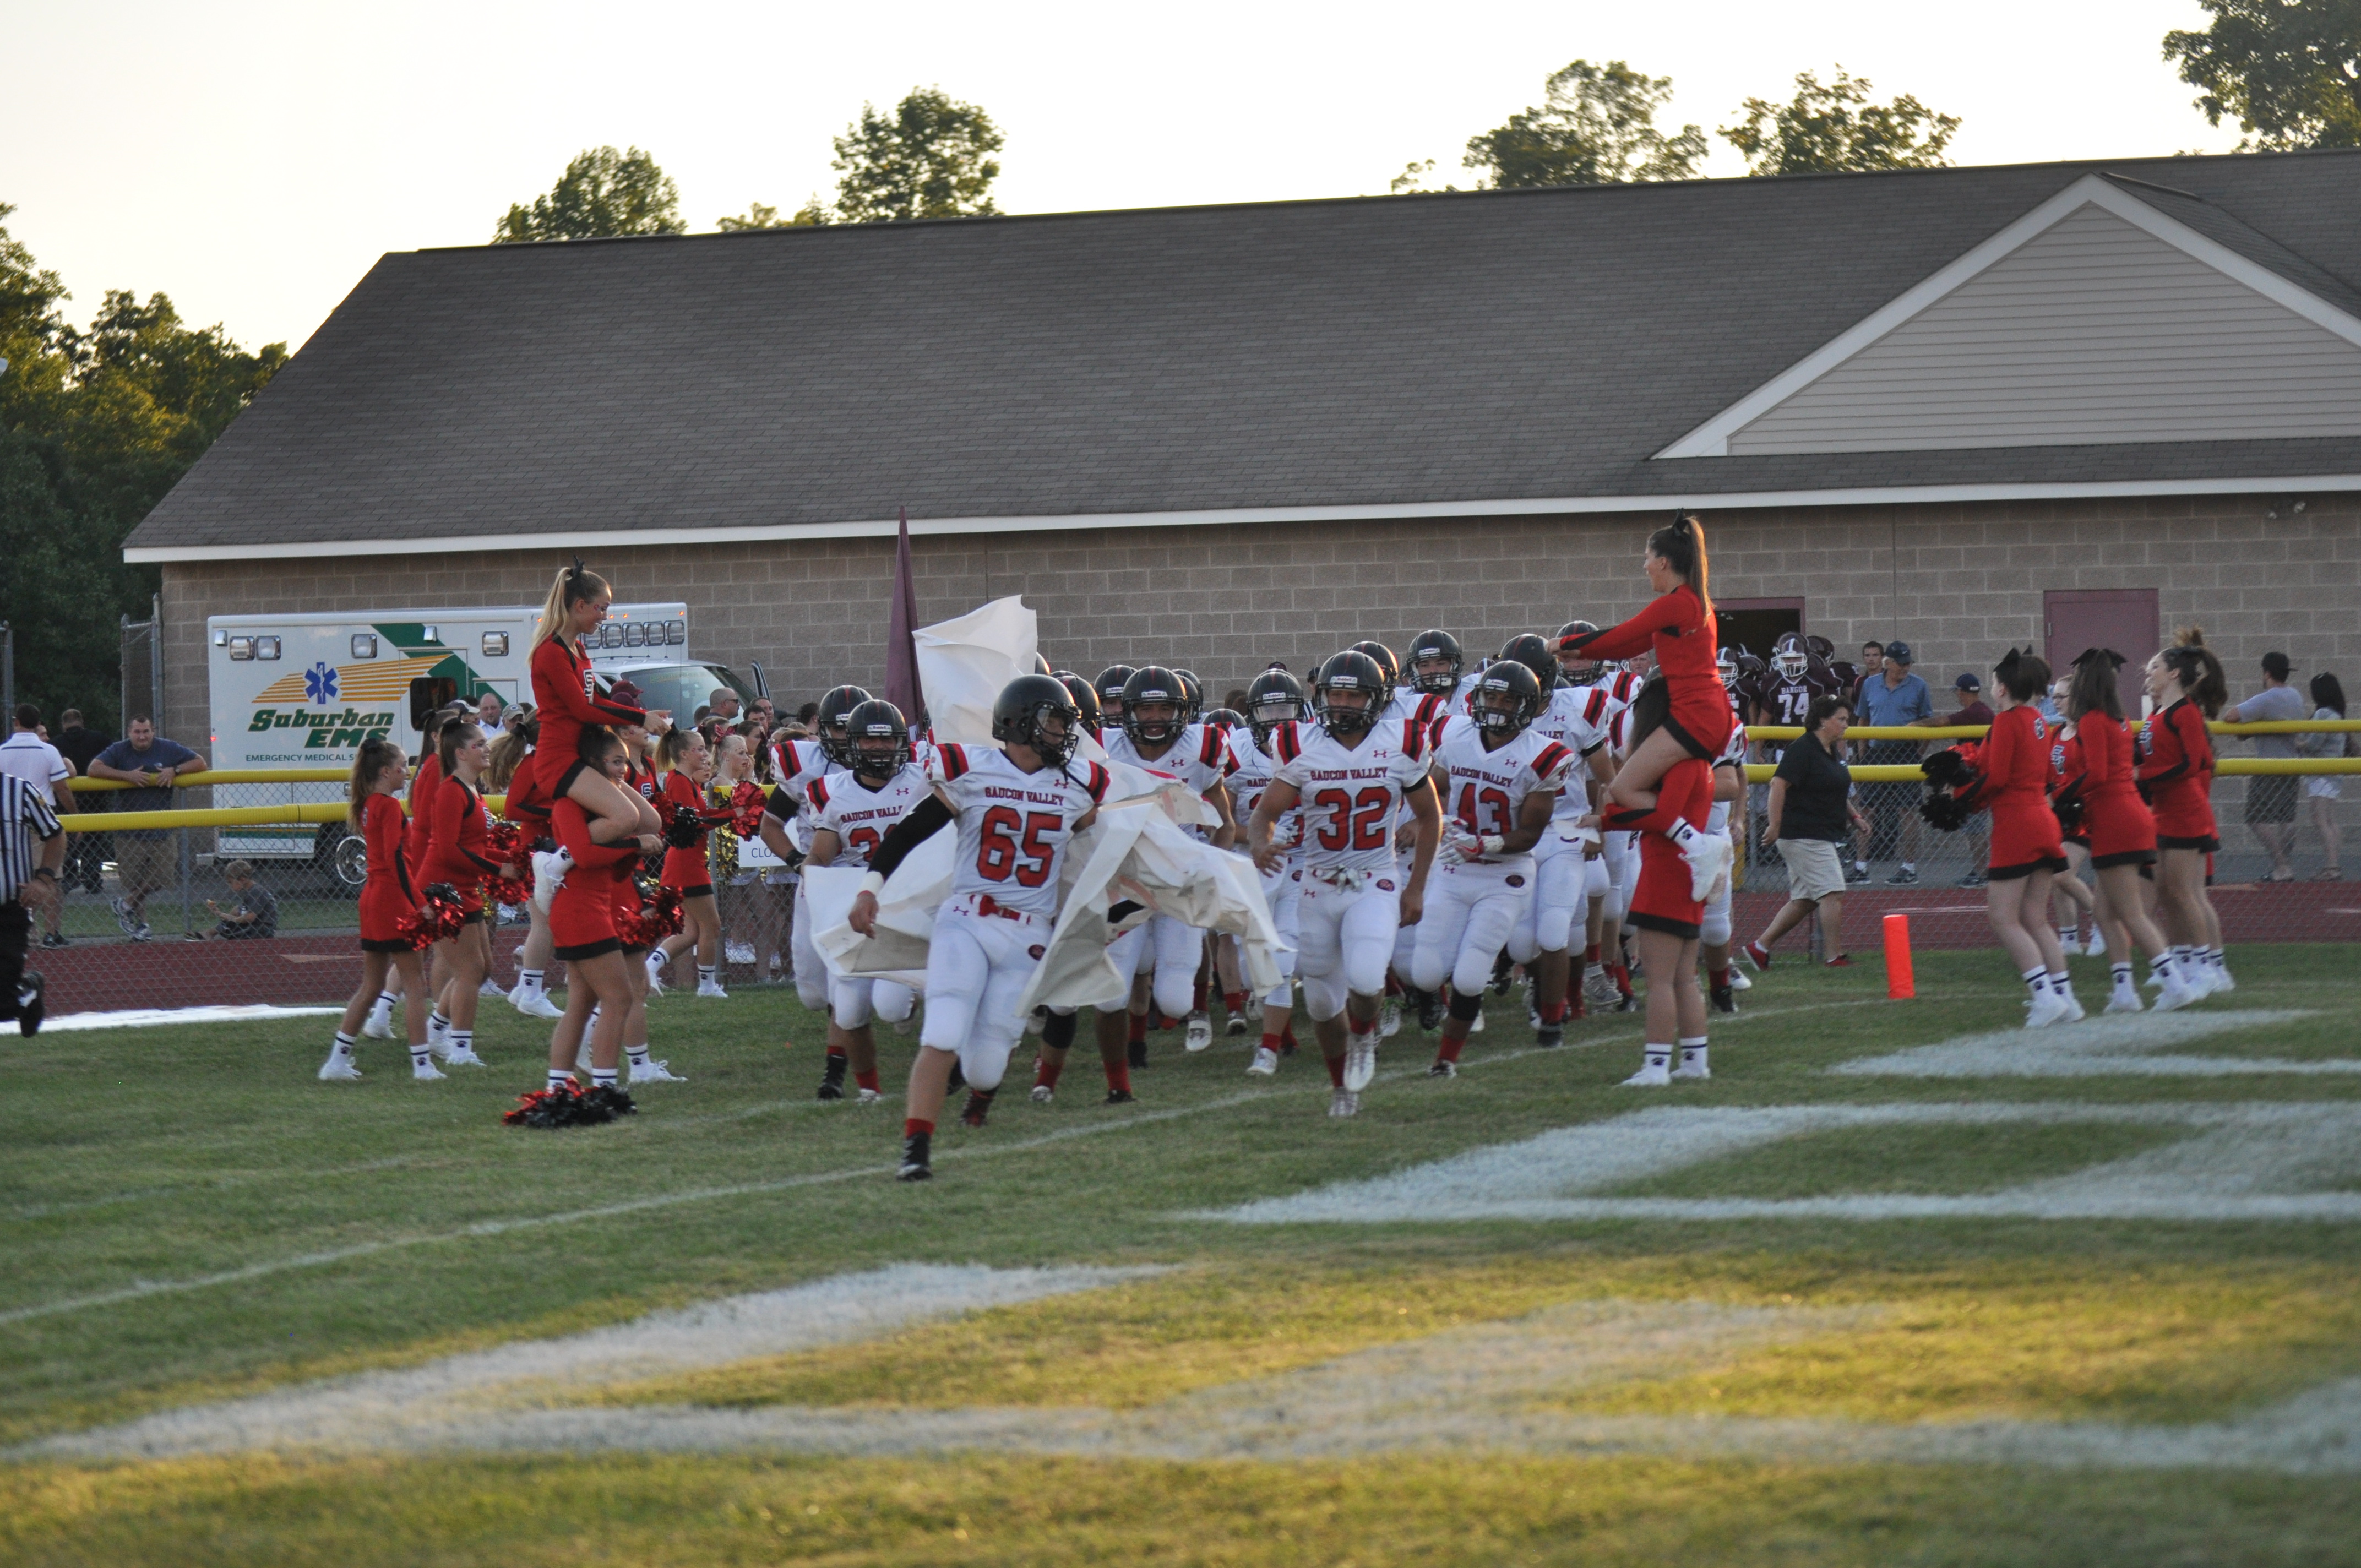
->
xmin=1035 ymin=1055 xmax=1064 ymax=1090
xmin=1103 ymin=1058 xmax=1131 ymax=1093
xmin=1604 ymin=758 xmax=1712 ymax=838
xmin=1224 ymin=989 xmax=1247 ymax=1014
xmin=1585 ymin=944 xmax=1601 ymax=965
xmin=1128 ymin=1012 xmax=1147 ymax=1043
xmin=1192 ymin=975 xmax=1206 ymax=1013
xmin=1260 ymin=1031 xmax=1283 ymax=1052
xmin=1325 ymin=1050 xmax=1347 ymax=1087
xmin=904 ymin=1118 xmax=934 ymax=1137
xmin=1437 ymin=1033 xmax=1466 ymax=1064
xmin=855 ymin=1069 xmax=880 ymax=1092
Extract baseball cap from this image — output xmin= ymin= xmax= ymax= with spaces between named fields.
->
xmin=1954 ymin=672 xmax=1981 ymax=692
xmin=2262 ymin=651 xmax=2293 ymax=679
xmin=1884 ymin=640 xmax=1914 ymax=664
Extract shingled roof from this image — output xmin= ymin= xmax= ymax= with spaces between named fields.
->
xmin=124 ymin=149 xmax=2361 ymax=560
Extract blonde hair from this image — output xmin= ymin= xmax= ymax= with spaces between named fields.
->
xmin=485 ymin=721 xmax=534 ymax=790
xmin=532 ymin=562 xmax=610 ymax=651
xmin=656 ymin=725 xmax=706 ymax=771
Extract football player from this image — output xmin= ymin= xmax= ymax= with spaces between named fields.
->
xmin=1250 ymin=650 xmax=1441 ymax=1118
xmin=804 ymin=700 xmax=926 ymax=1104
xmin=759 ymin=683 xmax=871 ymax=1013
xmin=1231 ymin=669 xmax=1309 ymax=1076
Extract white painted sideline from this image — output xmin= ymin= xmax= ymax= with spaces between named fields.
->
xmin=34 ymin=1004 xmax=344 ymax=1033
xmin=1832 ymin=1009 xmax=2347 ymax=1079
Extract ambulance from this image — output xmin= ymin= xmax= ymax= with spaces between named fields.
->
xmin=205 ymin=603 xmax=758 ymax=886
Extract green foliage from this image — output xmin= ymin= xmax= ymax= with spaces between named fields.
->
xmin=830 ymin=86 xmax=1004 ymax=224
xmin=1462 ymin=59 xmax=1709 ymax=189
xmin=491 ymin=146 xmax=686 ymax=244
xmin=1721 ymin=66 xmax=1961 ymax=176
xmin=714 ymin=198 xmax=830 ymax=232
xmin=0 ymin=205 xmax=284 ymax=731
xmin=2164 ymin=0 xmax=2361 ymax=149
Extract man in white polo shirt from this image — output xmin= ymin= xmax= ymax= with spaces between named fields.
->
xmin=0 ymin=705 xmax=74 ymax=948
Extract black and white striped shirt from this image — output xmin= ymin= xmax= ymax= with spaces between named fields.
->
xmin=1 ymin=773 xmax=63 ymax=900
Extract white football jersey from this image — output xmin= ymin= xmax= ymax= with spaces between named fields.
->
xmin=1382 ymin=688 xmax=1449 ymax=732
xmin=1100 ymin=722 xmax=1234 ymax=797
xmin=1271 ymin=716 xmax=1434 ymax=875
xmin=930 ymin=743 xmax=1111 ymax=919
xmin=1528 ymin=684 xmax=1618 ymax=823
xmin=1707 ymin=721 xmax=1750 ymax=835
xmin=805 ymin=763 xmax=931 ymax=866
xmin=1430 ymin=716 xmax=1576 ymax=865
xmin=1227 ymin=725 xmax=1302 ymax=855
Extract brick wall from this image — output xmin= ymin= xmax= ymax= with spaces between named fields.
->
xmin=160 ymin=492 xmax=2361 ymax=748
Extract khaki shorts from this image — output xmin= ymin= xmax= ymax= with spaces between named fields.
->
xmin=1780 ymin=837 xmax=1849 ymax=902
xmin=115 ymin=833 xmax=178 ymax=899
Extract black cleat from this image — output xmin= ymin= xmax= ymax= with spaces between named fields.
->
xmin=945 ymin=1058 xmax=967 ymax=1092
xmin=1427 ymin=1059 xmax=1457 ymax=1079
xmin=1711 ymin=984 xmax=1737 ymax=1015
xmin=1412 ymin=988 xmax=1443 ymax=1032
xmin=817 ymin=1054 xmax=848 ymax=1101
xmin=961 ymin=1088 xmax=996 ymax=1128
xmin=1127 ymin=1038 xmax=1149 ymax=1070
xmin=898 ymin=1130 xmax=933 ymax=1181
xmin=1104 ymin=1088 xmax=1135 ymax=1104
xmin=1490 ymin=950 xmax=1515 ymax=995
xmin=1536 ymin=1022 xmax=1563 ymax=1048
xmin=14 ymin=971 xmax=43 ymax=1037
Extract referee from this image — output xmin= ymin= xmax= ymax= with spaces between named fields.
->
xmin=1 ymin=768 xmax=65 ymax=1036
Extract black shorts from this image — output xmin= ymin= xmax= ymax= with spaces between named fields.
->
xmin=554 ymin=937 xmax=621 ymax=962
xmin=554 ymin=759 xmax=589 ymax=798
xmin=2158 ymin=834 xmax=2221 ymax=853
xmin=360 ymin=937 xmax=412 ymax=955
xmin=1626 ymin=910 xmax=1701 ymax=940
xmin=676 ymin=883 xmax=714 ymax=900
xmin=1987 ymin=855 xmax=2069 ymax=881
xmin=2243 ymin=775 xmax=2298 ymax=825
xmin=2091 ymin=847 xmax=2156 ymax=870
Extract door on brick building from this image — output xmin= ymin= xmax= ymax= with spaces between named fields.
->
xmin=1716 ymin=598 xmax=1805 ymax=662
xmin=2043 ymin=589 xmax=2157 ymax=715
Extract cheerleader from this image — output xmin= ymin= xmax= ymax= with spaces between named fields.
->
xmin=2058 ymin=649 xmax=2195 ymax=1012
xmin=419 ymin=720 xmax=510 ymax=1067
xmin=544 ymin=727 xmax=665 ymax=1093
xmin=320 ymin=738 xmax=437 ymax=1081
xmin=1962 ymin=649 xmax=2082 ymax=1026
xmin=647 ymin=727 xmax=728 ymax=998
xmin=486 ymin=714 xmax=563 ymax=1019
xmin=600 ymin=720 xmax=681 ymax=1080
xmin=2139 ymin=630 xmax=2232 ymax=994
xmin=526 ymin=565 xmax=660 ymax=907
xmin=360 ymin=705 xmax=461 ymax=1042
xmin=2045 ymin=675 xmax=2097 ymax=954
xmin=1562 ymin=514 xmax=1736 ymax=901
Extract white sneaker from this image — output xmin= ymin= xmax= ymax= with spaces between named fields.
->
xmin=2208 ymin=962 xmax=2235 ymax=994
xmin=697 ymin=981 xmax=729 ymax=999
xmin=530 ymin=850 xmax=569 ymax=914
xmin=1328 ymin=1088 xmax=1361 ymax=1118
xmin=2055 ymin=987 xmax=2085 ymax=1023
xmin=427 ymin=1015 xmax=449 ymax=1053
xmin=575 ymin=1039 xmax=595 ymax=1071
xmin=2152 ymin=976 xmax=2201 ymax=1013
xmin=1226 ymin=1013 xmax=1247 ymax=1036
xmin=361 ymin=1008 xmax=393 ymax=1040
xmin=1378 ymin=998 xmax=1402 ymax=1039
xmin=1342 ymin=1033 xmax=1378 ymax=1092
xmin=1670 ymin=1056 xmax=1711 ymax=1082
xmin=1184 ymin=1012 xmax=1213 ymax=1052
xmin=412 ymin=1061 xmax=448 ymax=1081
xmin=1682 ymin=833 xmax=1733 ymax=905
xmin=629 ymin=1058 xmax=687 ymax=1083
xmin=1728 ymin=968 xmax=1753 ymax=992
xmin=510 ymin=986 xmax=563 ymax=1020
xmin=1623 ymin=1059 xmax=1672 ymax=1087
xmin=1029 ymin=1083 xmax=1055 ymax=1103
xmin=1468 ymin=1008 xmax=1485 ymax=1034
xmin=478 ymin=977 xmax=507 ymax=999
xmin=2103 ymin=988 xmax=2144 ymax=1015
xmin=440 ymin=1044 xmax=488 ymax=1067
xmin=725 ymin=941 xmax=756 ymax=966
xmin=318 ymin=1053 xmax=363 ymax=1081
xmin=2025 ymin=989 xmax=2072 ymax=1029
xmin=855 ymin=1087 xmax=884 ymax=1104
xmin=1583 ymin=967 xmax=1621 ymax=1008
xmin=645 ymin=956 xmax=668 ymax=995
xmin=1245 ymin=1047 xmax=1278 ymax=1077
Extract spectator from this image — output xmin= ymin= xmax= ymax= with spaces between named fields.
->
xmin=86 ymin=716 xmax=208 ymax=941
xmin=51 ymin=710 xmax=110 ymax=895
xmin=1 ymin=705 xmax=76 ymax=948
xmin=2226 ymin=651 xmax=2305 ymax=881
xmin=196 ymin=860 xmax=278 ymax=940
xmin=475 ymin=690 xmax=505 ymax=727
xmin=0 ymin=763 xmax=66 ymax=1034
xmin=1851 ymin=639 xmax=1934 ymax=883
xmin=1851 ymin=641 xmax=1884 ymax=705
xmin=1743 ymin=695 xmax=1868 ymax=970
xmin=1916 ymin=673 xmax=1995 ymax=885
xmin=708 ymin=687 xmax=742 ymax=723
xmin=691 ymin=704 xmax=712 ymax=729
xmin=2298 ymin=671 xmax=2350 ymax=881
xmin=795 ymin=701 xmax=820 ymax=730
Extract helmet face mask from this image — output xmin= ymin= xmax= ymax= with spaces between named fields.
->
xmin=992 ymin=675 xmax=1082 ymax=768
xmin=1120 ymin=666 xmax=1188 ymax=748
xmin=1313 ymin=651 xmax=1387 ymax=736
xmin=1772 ymin=635 xmax=1809 ymax=682
xmin=1716 ymin=647 xmax=1739 ymax=684
xmin=1473 ymin=658 xmax=1543 ymax=738
xmin=842 ymin=700 xmax=910 ymax=780
xmin=1094 ymin=665 xmax=1136 ymax=718
xmin=1245 ymin=669 xmax=1308 ymax=744
xmin=1408 ymin=629 xmax=1462 ymax=695
xmin=1553 ymin=621 xmax=1601 ymax=685
xmin=816 ymin=684 xmax=873 ymax=768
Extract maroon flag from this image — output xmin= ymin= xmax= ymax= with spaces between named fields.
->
xmin=884 ymin=507 xmax=924 ymax=725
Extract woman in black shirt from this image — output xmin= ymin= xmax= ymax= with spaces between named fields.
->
xmin=1742 ymin=695 xmax=1868 ymax=968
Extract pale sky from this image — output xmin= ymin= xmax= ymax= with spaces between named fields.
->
xmin=3 ymin=0 xmax=2243 ymax=355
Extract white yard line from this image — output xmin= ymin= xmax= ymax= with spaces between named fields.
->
xmin=34 ymin=1005 xmax=344 ymax=1032
xmin=1832 ymin=1009 xmax=2349 ymax=1078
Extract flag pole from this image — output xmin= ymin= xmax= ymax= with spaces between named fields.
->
xmin=885 ymin=507 xmax=925 ymax=727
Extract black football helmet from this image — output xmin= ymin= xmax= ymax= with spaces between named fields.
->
xmin=1052 ymin=672 xmax=1102 ymax=736
xmin=1312 ymin=651 xmax=1386 ymax=737
xmin=1472 ymin=657 xmax=1544 ymax=737
xmin=1716 ymin=646 xmax=1739 ymax=686
xmin=992 ymin=674 xmax=1082 ymax=767
xmin=1349 ymin=641 xmax=1400 ymax=702
xmin=1120 ymin=666 xmax=1189 ymax=748
xmin=1499 ymin=633 xmax=1558 ymax=695
xmin=1203 ymin=706 xmax=1244 ymax=733
xmin=1407 ymin=629 xmax=1464 ymax=696
xmin=1772 ymin=633 xmax=1809 ymax=682
xmin=1244 ymin=669 xmax=1308 ymax=744
xmin=1173 ymin=669 xmax=1204 ymax=723
xmin=1094 ymin=664 xmax=1136 ymax=716
xmin=842 ymin=699 xmax=910 ymax=779
xmin=815 ymin=684 xmax=872 ymax=767
xmin=1554 ymin=620 xmax=1602 ymax=685
xmin=1803 ymin=635 xmax=1836 ymax=666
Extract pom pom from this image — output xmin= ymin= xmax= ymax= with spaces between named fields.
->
xmin=1921 ymin=744 xmax=1981 ymax=788
xmin=1921 ymin=790 xmax=1976 ymax=832
xmin=630 ymin=886 xmax=685 ymax=946
xmin=503 ymin=1081 xmax=638 ymax=1128
xmin=488 ymin=872 xmax=533 ymax=908
xmin=2052 ymin=791 xmax=2087 ymax=838
xmin=663 ymin=804 xmax=705 ymax=850
xmin=726 ymin=780 xmax=768 ymax=840
xmin=396 ymin=881 xmax=470 ymax=949
xmin=485 ymin=819 xmax=526 ymax=865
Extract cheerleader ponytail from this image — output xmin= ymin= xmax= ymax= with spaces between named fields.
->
xmin=347 ymin=736 xmax=404 ymax=825
xmin=534 ymin=558 xmax=610 ymax=651
xmin=2166 ymin=627 xmax=2229 ymax=718
xmin=1646 ymin=510 xmax=1711 ymax=619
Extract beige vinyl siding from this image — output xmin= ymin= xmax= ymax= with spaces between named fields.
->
xmin=1729 ymin=202 xmax=2361 ymax=455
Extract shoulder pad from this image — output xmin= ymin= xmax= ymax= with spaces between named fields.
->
xmin=1531 ymin=741 xmax=1572 ymax=779
xmin=1584 ymin=688 xmax=1608 ymax=723
xmin=938 ymin=743 xmax=970 ymax=780
xmin=1400 ymin=718 xmax=1428 ymax=760
xmin=1085 ymin=761 xmax=1111 ymax=802
xmin=806 ymin=776 xmax=830 ymax=812
xmin=1275 ymin=722 xmax=1301 ymax=764
xmin=1414 ymin=693 xmax=1445 ymax=724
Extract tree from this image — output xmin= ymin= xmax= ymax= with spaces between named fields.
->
xmin=715 ymin=198 xmax=831 ymax=231
xmin=0 ymin=205 xmax=284 ymax=730
xmin=1721 ymin=67 xmax=1960 ymax=176
xmin=1462 ymin=59 xmax=1708 ymax=188
xmin=830 ymin=87 xmax=1004 ymax=224
xmin=2164 ymin=0 xmax=2361 ymax=149
xmin=491 ymin=146 xmax=686 ymax=243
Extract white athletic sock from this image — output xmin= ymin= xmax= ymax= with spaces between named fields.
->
xmin=2058 ymin=926 xmax=2078 ymax=949
xmin=2110 ymin=962 xmax=2134 ymax=990
xmin=428 ymin=1009 xmax=450 ymax=1041
xmin=1641 ymin=1043 xmax=1672 ymax=1069
xmin=1677 ymin=1036 xmax=1707 ymax=1071
xmin=627 ymin=1043 xmax=650 ymax=1068
xmin=697 ymin=964 xmax=716 ymax=985
xmin=2206 ymin=946 xmax=2227 ymax=970
xmin=1901 ymin=861 xmax=1917 ymax=873
xmin=547 ymin=1068 xmax=573 ymax=1091
xmin=2022 ymin=965 xmax=2048 ymax=999
xmin=2047 ymin=971 xmax=2072 ymax=995
xmin=370 ymin=991 xmax=396 ymax=1017
xmin=591 ymin=1066 xmax=619 ymax=1089
xmin=448 ymin=1028 xmax=472 ymax=1058
xmin=2172 ymin=944 xmax=2194 ymax=969
xmin=1667 ymin=819 xmax=1700 ymax=848
xmin=410 ymin=1044 xmax=432 ymax=1070
xmin=330 ymin=1031 xmax=356 ymax=1059
xmin=2151 ymin=952 xmax=2177 ymax=982
xmin=519 ymin=968 xmax=544 ymax=996
xmin=587 ymin=1003 xmax=602 ymax=1028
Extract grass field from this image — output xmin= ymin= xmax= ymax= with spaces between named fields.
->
xmin=3 ymin=945 xmax=2358 ymax=1565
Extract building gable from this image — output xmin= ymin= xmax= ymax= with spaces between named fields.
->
xmin=1660 ymin=173 xmax=2361 ymax=459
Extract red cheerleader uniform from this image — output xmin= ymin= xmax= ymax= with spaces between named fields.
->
xmin=357 ymin=792 xmax=418 ymax=954
xmin=401 ymin=751 xmax=442 ymax=882
xmin=1623 ymin=758 xmax=1715 ymax=938
xmin=2065 ymin=715 xmax=2156 ymax=868
xmin=2054 ymin=727 xmax=2087 ymax=850
xmin=1970 ymin=704 xmax=2066 ymax=879
xmin=659 ymin=769 xmax=716 ymax=898
xmin=422 ymin=776 xmax=502 ymax=921
xmin=528 ymin=635 xmax=645 ymax=801
xmin=1561 ymin=585 xmax=1733 ymax=759
xmin=2137 ymin=697 xmax=2218 ymax=852
xmin=503 ymin=748 xmax=551 ymax=834
xmin=548 ymin=798 xmax=643 ymax=961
